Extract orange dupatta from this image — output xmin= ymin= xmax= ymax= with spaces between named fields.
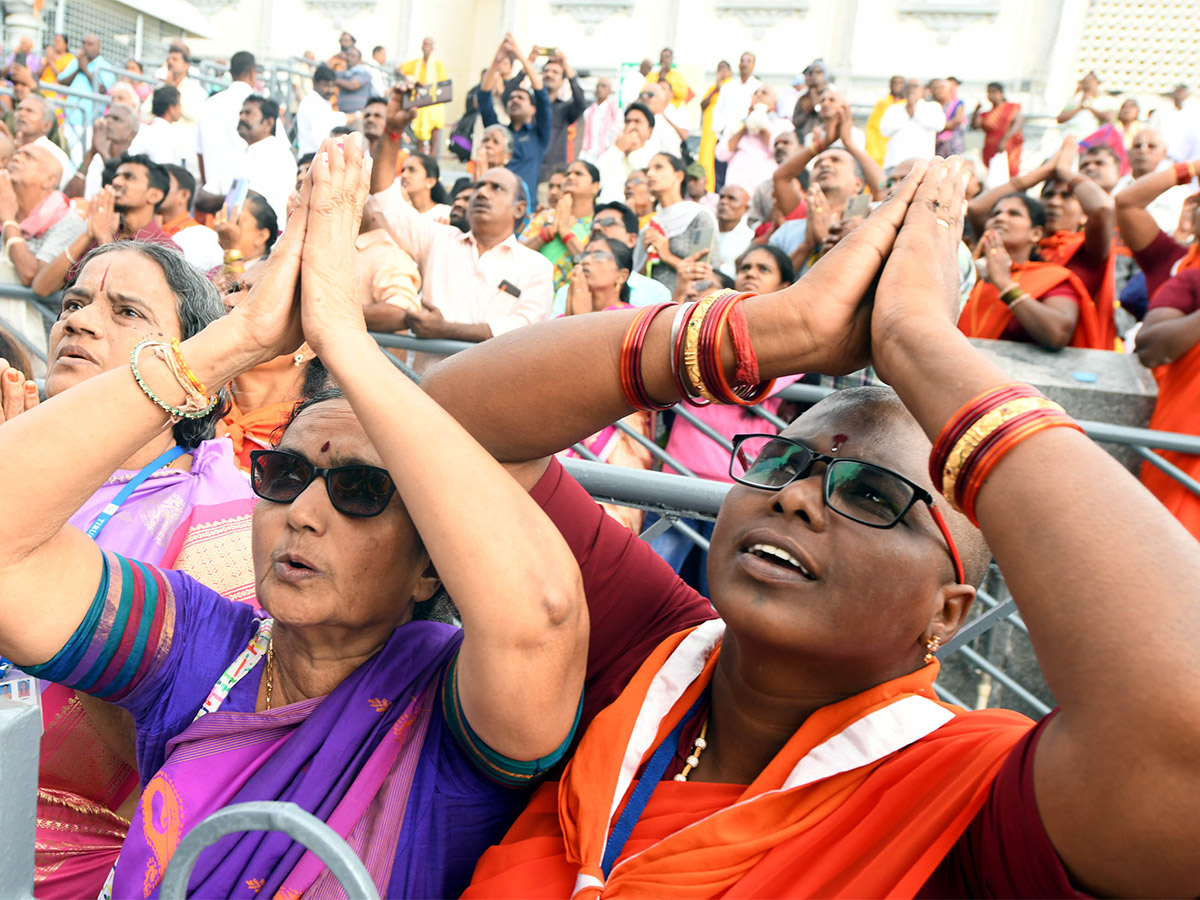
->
xmin=1141 ymin=340 xmax=1200 ymax=540
xmin=216 ymin=398 xmax=294 ymax=472
xmin=466 ymin=621 xmax=1033 ymax=899
xmin=957 ymin=259 xmax=1105 ymax=350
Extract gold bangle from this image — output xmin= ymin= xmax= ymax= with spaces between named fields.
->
xmin=942 ymin=396 xmax=1063 ymax=503
xmin=682 ymin=293 xmax=720 ymax=402
xmin=223 ymin=248 xmax=244 ymax=263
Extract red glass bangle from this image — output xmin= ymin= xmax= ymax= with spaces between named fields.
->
xmin=1175 ymin=161 xmax=1192 ymax=186
xmin=728 ymin=300 xmax=759 ymax=386
xmin=929 ymin=382 xmax=1038 ymax=487
xmin=619 ymin=303 xmax=675 ymax=411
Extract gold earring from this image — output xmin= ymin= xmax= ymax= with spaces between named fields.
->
xmin=923 ymin=635 xmax=942 ymax=665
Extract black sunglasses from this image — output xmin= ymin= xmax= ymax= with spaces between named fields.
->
xmin=249 ymin=449 xmax=396 ymax=518
xmin=730 ymin=434 xmax=965 ymax=584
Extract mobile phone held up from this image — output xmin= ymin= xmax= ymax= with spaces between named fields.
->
xmin=401 ymin=80 xmax=453 ymax=110
xmin=843 ymin=192 xmax=871 ymax=220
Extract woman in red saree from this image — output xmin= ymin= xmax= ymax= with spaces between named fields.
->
xmin=419 ymin=158 xmax=1200 ymax=898
xmin=971 ymin=83 xmax=1023 ymax=179
xmin=969 ymin=136 xmax=1117 ymax=349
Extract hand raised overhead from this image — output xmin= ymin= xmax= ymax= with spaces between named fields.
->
xmin=299 ymin=134 xmax=373 ymax=355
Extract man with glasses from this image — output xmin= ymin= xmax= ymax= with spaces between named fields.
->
xmin=587 ymin=201 xmax=672 ymax=307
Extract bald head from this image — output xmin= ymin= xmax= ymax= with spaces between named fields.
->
xmin=784 ymin=386 xmax=991 ymax=588
xmin=9 ymin=141 xmax=62 ymax=194
xmin=1128 ymin=127 xmax=1167 ymax=178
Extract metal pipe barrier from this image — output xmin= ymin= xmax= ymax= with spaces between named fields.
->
xmin=158 ymin=801 xmax=379 ymax=900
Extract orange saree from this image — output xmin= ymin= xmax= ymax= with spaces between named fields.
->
xmin=465 ymin=622 xmax=1033 ymax=899
xmin=1141 ymin=340 xmax=1200 ymax=541
xmin=217 ymin=398 xmax=294 ymax=471
xmin=958 ymin=260 xmax=1105 ymax=350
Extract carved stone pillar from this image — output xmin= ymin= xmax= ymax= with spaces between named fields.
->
xmin=4 ymin=0 xmax=42 ymax=44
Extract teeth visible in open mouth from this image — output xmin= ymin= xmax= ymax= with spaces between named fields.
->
xmin=747 ymin=543 xmax=814 ymax=579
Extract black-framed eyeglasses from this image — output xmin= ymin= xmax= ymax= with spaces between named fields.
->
xmin=249 ymin=449 xmax=396 ymax=518
xmin=730 ymin=434 xmax=965 ymax=584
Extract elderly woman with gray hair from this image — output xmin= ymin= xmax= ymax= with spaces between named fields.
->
xmin=0 ymin=240 xmax=257 ymax=899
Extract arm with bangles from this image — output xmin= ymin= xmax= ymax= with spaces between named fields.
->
xmin=870 ymin=160 xmax=1200 ymax=900
xmin=979 ymin=230 xmax=1079 ymax=348
xmin=420 ymin=160 xmax=934 ymax=472
xmin=1115 ymin=158 xmax=1200 ymax=252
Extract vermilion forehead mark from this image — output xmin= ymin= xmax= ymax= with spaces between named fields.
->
xmin=99 ymin=265 xmax=110 ymax=292
xmin=320 ymin=441 xmax=331 ymax=452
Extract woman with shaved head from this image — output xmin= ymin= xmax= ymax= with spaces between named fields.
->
xmin=414 ymin=158 xmax=1200 ymax=899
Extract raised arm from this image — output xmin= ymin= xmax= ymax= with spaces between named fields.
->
xmin=772 ymin=140 xmax=819 ymax=216
xmin=299 ymin=137 xmax=586 ymax=761
xmin=421 ymin=166 xmax=933 ymax=467
xmin=872 ymin=159 xmax=1200 ymax=899
xmin=834 ymin=100 xmax=885 ymax=199
xmin=1115 ymin=159 xmax=1198 ymax=252
xmin=1134 ymin=274 xmax=1200 ymax=367
xmin=1055 ymin=137 xmax=1114 ymax=258
xmin=968 ymin=150 xmax=1056 ymax=234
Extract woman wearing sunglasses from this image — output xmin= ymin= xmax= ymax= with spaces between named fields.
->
xmin=0 ymin=136 xmax=592 ymax=899
xmin=0 ymin=241 xmax=257 ymax=899
xmin=420 ymin=158 xmax=1200 ymax=898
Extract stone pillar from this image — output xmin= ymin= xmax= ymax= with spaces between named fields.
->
xmin=3 ymin=0 xmax=41 ymax=44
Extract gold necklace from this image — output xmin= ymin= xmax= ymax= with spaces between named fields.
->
xmin=264 ymin=640 xmax=274 ymax=710
xmin=672 ymin=716 xmax=709 ymax=782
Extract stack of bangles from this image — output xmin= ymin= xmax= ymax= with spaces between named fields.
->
xmin=999 ymin=283 xmax=1028 ymax=311
xmin=930 ymin=382 xmax=1083 ymax=526
xmin=129 ymin=338 xmax=218 ymax=421
xmin=618 ymin=289 xmax=774 ymax=411
xmin=1174 ymin=160 xmax=1198 ymax=185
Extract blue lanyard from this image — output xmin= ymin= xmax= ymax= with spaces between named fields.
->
xmin=600 ymin=692 xmax=707 ymax=877
xmin=86 ymin=446 xmax=186 ymax=540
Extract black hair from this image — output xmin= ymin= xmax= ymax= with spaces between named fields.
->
xmin=0 ymin=321 xmax=33 ymax=379
xmin=117 ymin=153 xmax=169 ymax=212
xmin=449 ymin=177 xmax=476 ymax=202
xmin=594 ymin=200 xmax=638 ymax=236
xmin=229 ymin=51 xmax=256 ymax=78
xmin=314 ymin=64 xmax=337 ymax=84
xmin=737 ymin=244 xmax=795 ymax=287
xmin=244 ymin=94 xmax=280 ymax=130
xmin=584 ymin=235 xmax=634 ymax=304
xmin=329 ymin=125 xmax=355 ymax=136
xmin=168 ymin=44 xmax=191 ymax=63
xmin=372 ymin=45 xmax=385 ymax=55
xmin=623 ymin=101 xmax=655 ymax=131
xmin=151 ymin=84 xmax=180 ymax=118
xmin=408 ymin=153 xmax=448 ymax=204
xmin=571 ymin=159 xmax=601 ymax=185
xmin=163 ymin=163 xmax=195 ymax=211
xmin=653 ymin=152 xmax=686 ymax=176
xmin=365 ymin=95 xmax=387 ymax=108
xmin=298 ymin=152 xmax=316 ymax=168
xmin=716 ymin=271 xmax=736 ymax=290
xmin=1081 ymin=142 xmax=1121 ymax=167
xmin=243 ymin=190 xmax=279 ymax=254
xmin=986 ymin=81 xmax=1004 ymax=94
xmin=993 ymin=192 xmax=1046 ymax=229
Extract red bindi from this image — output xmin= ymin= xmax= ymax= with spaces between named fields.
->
xmin=320 ymin=441 xmax=331 ymax=452
xmin=831 ymin=433 xmax=849 ymax=453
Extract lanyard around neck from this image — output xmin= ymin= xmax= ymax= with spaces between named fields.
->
xmin=86 ymin=445 xmax=187 ymax=540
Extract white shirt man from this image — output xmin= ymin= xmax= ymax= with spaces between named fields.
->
xmin=712 ymin=67 xmax=762 ymax=138
xmin=130 ymin=116 xmax=182 ymax=167
xmin=879 ymin=87 xmax=946 ymax=169
xmin=1150 ymin=95 xmax=1200 ymax=163
xmin=197 ymin=79 xmax=254 ymax=195
xmin=297 ymin=76 xmax=351 ymax=157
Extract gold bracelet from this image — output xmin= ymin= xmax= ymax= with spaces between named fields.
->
xmin=942 ymin=396 xmax=1064 ymax=503
xmin=682 ymin=293 xmax=720 ymax=402
xmin=224 ymin=248 xmax=244 ymax=263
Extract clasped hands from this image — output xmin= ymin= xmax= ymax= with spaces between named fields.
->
xmin=787 ymin=156 xmax=971 ymax=381
xmin=226 ymin=134 xmax=374 ymax=367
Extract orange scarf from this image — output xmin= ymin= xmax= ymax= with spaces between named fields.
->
xmin=1177 ymin=242 xmax=1200 ymax=274
xmin=957 ymin=260 xmax=1105 ymax=349
xmin=466 ymin=622 xmax=1033 ymax=899
xmin=1141 ymin=340 xmax=1200 ymax=541
xmin=216 ymin=398 xmax=294 ymax=472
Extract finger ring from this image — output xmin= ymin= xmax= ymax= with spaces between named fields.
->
xmin=936 ymin=219 xmax=951 ymax=229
